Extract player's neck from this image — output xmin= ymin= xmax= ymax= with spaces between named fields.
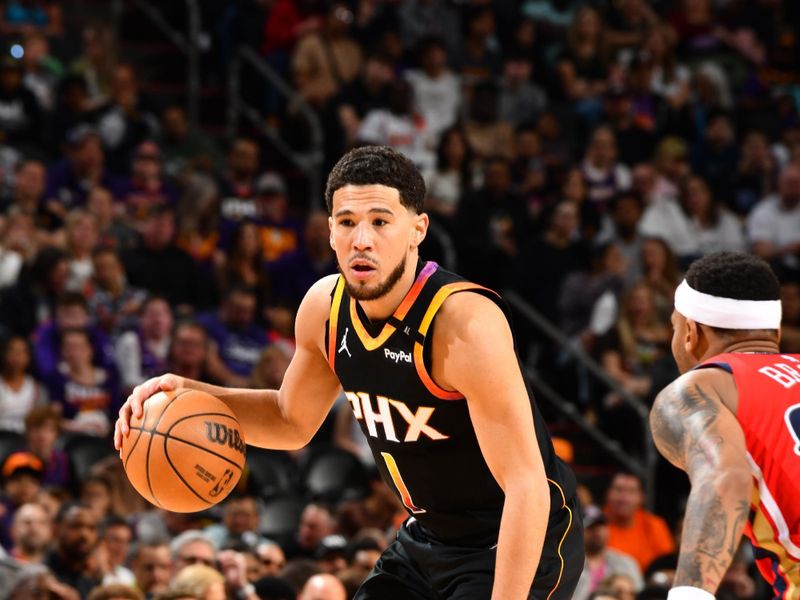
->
xmin=704 ymin=339 xmax=781 ymax=360
xmin=359 ymin=255 xmax=420 ymax=322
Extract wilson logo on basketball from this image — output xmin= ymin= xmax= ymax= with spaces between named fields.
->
xmin=204 ymin=422 xmax=245 ymax=455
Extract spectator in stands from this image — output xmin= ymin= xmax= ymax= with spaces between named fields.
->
xmin=643 ymin=25 xmax=690 ymax=111
xmin=405 ymin=37 xmax=461 ymax=144
xmin=780 ymin=281 xmax=800 ymax=354
xmin=171 ymin=530 xmax=217 ymax=574
xmin=63 ymin=208 xmax=100 ymax=292
xmin=456 ymin=6 xmax=502 ymax=86
xmin=574 ymin=505 xmax=642 ymax=600
xmin=115 ymin=295 xmax=173 ymax=392
xmin=600 ymin=192 xmax=644 ymax=286
xmin=87 ymin=247 xmax=148 ymax=334
xmin=204 ymin=495 xmax=264 ymax=550
xmin=464 ymin=80 xmax=514 ymax=161
xmin=291 ymin=1 xmax=362 ymax=108
xmin=70 ymin=24 xmax=117 ymax=107
xmin=122 ymin=205 xmax=203 ymax=310
xmin=689 ymin=112 xmax=738 ymax=206
xmin=21 ymin=32 xmax=61 ymax=112
xmin=168 ymin=563 xmax=229 ymax=600
xmin=248 ymin=343 xmax=291 ymax=394
xmin=51 ymin=75 xmax=94 ymax=152
xmin=270 ymin=210 xmax=337 ymax=309
xmin=167 ymin=321 xmax=213 ymax=384
xmin=0 ymin=451 xmax=43 ymax=548
xmin=218 ymin=138 xmax=261 ymax=223
xmin=357 ymin=79 xmax=434 ymax=173
xmin=198 ymin=286 xmax=268 ymax=385
xmin=283 ymin=502 xmax=336 ymax=560
xmin=679 ymin=175 xmax=746 ymax=256
xmin=46 ymin=327 xmax=119 ymax=436
xmin=80 ymin=475 xmax=113 ymax=520
xmin=639 ymin=237 xmax=680 ymax=320
xmin=456 ymin=155 xmax=525 ymax=288
xmin=0 ymin=212 xmax=35 ymax=289
xmin=338 ymin=51 xmax=395 ymax=148
xmin=0 ymin=56 xmax=43 ymax=153
xmin=581 ymin=126 xmax=632 ymax=214
xmin=604 ymin=472 xmax=674 ymax=573
xmin=98 ymin=515 xmax=136 ymax=585
xmin=94 ymin=64 xmax=159 ymax=173
xmin=559 ymin=241 xmax=626 ymax=340
xmin=300 ymin=573 xmax=347 ymax=600
xmin=603 ymin=573 xmax=638 ymax=600
xmin=250 ymin=173 xmax=303 ymax=265
xmin=44 ymin=125 xmax=124 ymax=218
xmin=87 ymin=186 xmax=138 ymax=251
xmin=398 ymin=0 xmax=461 ymax=59
xmin=747 ymin=163 xmax=800 ymax=277
xmin=89 ymin=584 xmax=144 ymax=600
xmin=0 ymin=336 xmax=46 ymax=433
xmin=511 ymin=200 xmax=586 ymax=323
xmin=731 ymin=130 xmax=778 ymax=216
xmin=512 ymin=125 xmax=547 ymax=208
xmin=24 ymin=405 xmax=70 ymax=487
xmin=498 ymin=51 xmax=547 ymax=128
xmin=120 ymin=141 xmax=180 ymax=223
xmin=603 ymin=85 xmax=656 ymax=168
xmin=158 ymin=104 xmax=222 ymax=178
xmin=424 ymin=126 xmax=475 ymax=220
xmin=4 ymin=159 xmax=46 ymax=222
xmin=9 ymin=501 xmax=51 ymax=564
xmin=256 ymin=541 xmax=286 ymax=577
xmin=598 ymin=282 xmax=670 ymax=405
xmin=0 ymin=245 xmax=69 ymax=336
xmin=131 ymin=542 xmax=173 ymax=599
xmin=45 ymin=502 xmax=102 ymax=597
xmin=33 ymin=291 xmax=115 ymax=379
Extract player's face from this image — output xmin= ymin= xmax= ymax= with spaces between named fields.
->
xmin=329 ymin=184 xmax=427 ymax=302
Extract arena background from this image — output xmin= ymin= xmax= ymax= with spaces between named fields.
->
xmin=0 ymin=0 xmax=798 ymax=598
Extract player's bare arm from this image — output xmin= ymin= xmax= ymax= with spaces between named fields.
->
xmin=434 ymin=291 xmax=551 ymax=600
xmin=114 ymin=274 xmax=342 ymax=451
xmin=649 ymin=367 xmax=753 ymax=594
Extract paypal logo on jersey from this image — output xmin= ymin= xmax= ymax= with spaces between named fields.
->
xmin=385 ymin=348 xmax=412 ymax=364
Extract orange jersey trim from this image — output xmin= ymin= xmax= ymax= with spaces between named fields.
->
xmin=349 ymin=261 xmax=438 ymax=351
xmin=328 ymin=276 xmax=346 ymax=369
xmin=546 ymin=478 xmax=573 ymax=600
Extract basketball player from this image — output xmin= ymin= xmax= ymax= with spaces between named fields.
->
xmin=115 ymin=146 xmax=583 ymax=599
xmin=650 ymin=252 xmax=800 ymax=600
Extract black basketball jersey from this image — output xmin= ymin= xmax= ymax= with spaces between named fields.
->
xmin=326 ymin=261 xmax=576 ymax=546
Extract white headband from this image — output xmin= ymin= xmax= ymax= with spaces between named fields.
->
xmin=674 ymin=279 xmax=782 ymax=330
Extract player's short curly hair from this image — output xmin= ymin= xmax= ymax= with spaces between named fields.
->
xmin=685 ymin=252 xmax=780 ymax=301
xmin=325 ymin=146 xmax=426 ymax=215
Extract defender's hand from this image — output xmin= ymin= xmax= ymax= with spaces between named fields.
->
xmin=114 ymin=374 xmax=184 ymax=451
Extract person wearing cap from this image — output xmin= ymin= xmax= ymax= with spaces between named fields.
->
xmin=649 ymin=252 xmax=800 ymax=600
xmin=573 ymin=505 xmax=642 ymax=600
xmin=0 ymin=451 xmax=44 ymax=549
xmin=316 ymin=534 xmax=348 ymax=575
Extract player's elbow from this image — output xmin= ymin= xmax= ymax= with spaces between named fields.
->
xmin=710 ymin=464 xmax=753 ymax=500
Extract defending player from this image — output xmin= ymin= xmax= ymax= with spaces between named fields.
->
xmin=114 ymin=146 xmax=583 ymax=599
xmin=650 ymin=252 xmax=800 ymax=600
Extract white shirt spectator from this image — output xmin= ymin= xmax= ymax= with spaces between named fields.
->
xmin=357 ymin=110 xmax=435 ymax=175
xmin=0 ymin=374 xmax=47 ymax=433
xmin=115 ymin=331 xmax=170 ymax=390
xmin=0 ymin=247 xmax=22 ymax=289
xmin=639 ymin=196 xmax=699 ymax=257
xmin=747 ymin=194 xmax=800 ymax=268
xmin=405 ymin=69 xmax=461 ymax=143
xmin=691 ymin=210 xmax=746 ymax=255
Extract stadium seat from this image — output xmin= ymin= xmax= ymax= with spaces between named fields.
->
xmin=300 ymin=445 xmax=370 ymax=503
xmin=0 ymin=431 xmax=25 ymax=465
xmin=244 ymin=447 xmax=298 ymax=500
xmin=63 ymin=434 xmax=117 ymax=482
xmin=259 ymin=494 xmax=306 ymax=539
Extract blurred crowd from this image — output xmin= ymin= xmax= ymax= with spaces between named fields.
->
xmin=0 ymin=0 xmax=799 ymax=599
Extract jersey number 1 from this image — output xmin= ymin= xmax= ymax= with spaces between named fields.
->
xmin=381 ymin=452 xmax=426 ymax=514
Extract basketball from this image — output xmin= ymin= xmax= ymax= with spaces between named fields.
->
xmin=121 ymin=388 xmax=246 ymax=513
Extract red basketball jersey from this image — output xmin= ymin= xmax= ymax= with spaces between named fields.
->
xmin=699 ymin=353 xmax=800 ymax=598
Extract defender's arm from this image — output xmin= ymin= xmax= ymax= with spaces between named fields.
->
xmin=650 ymin=369 xmax=753 ymax=595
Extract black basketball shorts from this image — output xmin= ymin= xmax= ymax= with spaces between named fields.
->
xmin=354 ymin=495 xmax=584 ymax=600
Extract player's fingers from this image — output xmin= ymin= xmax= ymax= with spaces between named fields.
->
xmin=113 ymin=419 xmax=121 ymax=451
xmin=160 ymin=374 xmax=180 ymax=391
xmin=119 ymin=400 xmax=133 ymax=434
xmin=130 ymin=384 xmax=146 ymax=419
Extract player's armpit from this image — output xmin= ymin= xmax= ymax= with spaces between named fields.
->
xmin=650 ymin=371 xmax=753 ymax=594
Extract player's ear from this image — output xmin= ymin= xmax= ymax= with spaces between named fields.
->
xmin=684 ymin=318 xmax=708 ymax=360
xmin=328 ymin=216 xmax=335 ymax=250
xmin=410 ymin=212 xmax=428 ymax=249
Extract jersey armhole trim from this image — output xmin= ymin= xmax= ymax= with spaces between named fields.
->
xmin=327 ymin=276 xmax=346 ymax=370
xmin=413 ymin=282 xmax=499 ymax=401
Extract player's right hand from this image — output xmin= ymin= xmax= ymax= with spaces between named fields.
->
xmin=114 ymin=374 xmax=184 ymax=451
